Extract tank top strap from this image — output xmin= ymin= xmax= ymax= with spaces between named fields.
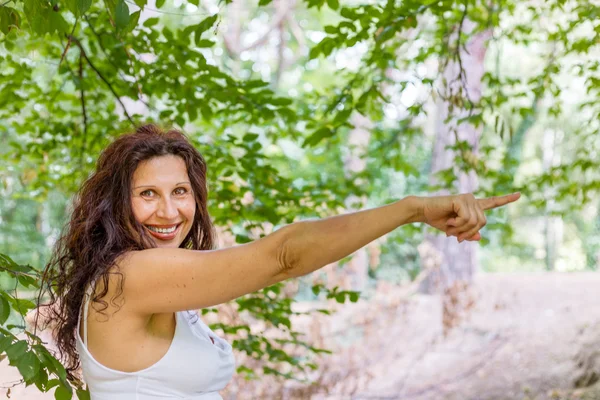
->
xmin=81 ymin=279 xmax=97 ymax=347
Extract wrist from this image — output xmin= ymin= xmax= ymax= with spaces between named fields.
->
xmin=404 ymin=195 xmax=425 ymax=224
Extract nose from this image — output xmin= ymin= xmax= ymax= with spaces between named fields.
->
xmin=156 ymin=197 xmax=179 ymax=220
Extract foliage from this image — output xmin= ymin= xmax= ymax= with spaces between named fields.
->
xmin=0 ymin=0 xmax=599 ymax=397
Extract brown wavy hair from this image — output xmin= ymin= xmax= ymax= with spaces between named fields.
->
xmin=34 ymin=124 xmax=215 ymax=384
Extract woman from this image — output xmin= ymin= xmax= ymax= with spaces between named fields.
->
xmin=36 ymin=123 xmax=520 ymax=399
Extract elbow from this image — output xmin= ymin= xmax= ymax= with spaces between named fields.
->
xmin=274 ymin=223 xmax=303 ymax=278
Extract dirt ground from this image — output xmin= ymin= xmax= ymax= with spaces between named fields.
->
xmin=2 ymin=272 xmax=600 ymax=399
xmin=299 ymin=272 xmax=600 ymax=400
xmin=351 ymin=272 xmax=600 ymax=400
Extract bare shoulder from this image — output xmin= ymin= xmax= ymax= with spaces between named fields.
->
xmin=113 ymin=229 xmax=292 ymax=316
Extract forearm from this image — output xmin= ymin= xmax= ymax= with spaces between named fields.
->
xmin=279 ymin=195 xmax=422 ymax=278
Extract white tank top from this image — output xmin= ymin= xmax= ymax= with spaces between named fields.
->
xmin=75 ymin=280 xmax=235 ymax=400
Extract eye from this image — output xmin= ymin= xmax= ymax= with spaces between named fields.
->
xmin=140 ymin=189 xmax=155 ymax=197
xmin=174 ymin=187 xmax=188 ymax=195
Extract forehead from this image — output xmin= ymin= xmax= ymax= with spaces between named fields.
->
xmin=132 ymin=155 xmax=189 ymax=185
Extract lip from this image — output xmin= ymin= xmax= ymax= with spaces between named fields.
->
xmin=145 ymin=223 xmax=183 ymax=241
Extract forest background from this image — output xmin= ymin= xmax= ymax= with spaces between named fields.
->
xmin=1 ymin=0 xmax=600 ymax=399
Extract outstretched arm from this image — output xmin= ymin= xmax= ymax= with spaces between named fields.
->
xmin=278 ymin=196 xmax=421 ymax=279
xmin=277 ymin=191 xmax=521 ymax=278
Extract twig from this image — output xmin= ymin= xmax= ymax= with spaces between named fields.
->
xmin=69 ymin=36 xmax=135 ymax=126
xmin=0 ymin=265 xmax=41 ymax=279
xmin=79 ymin=54 xmax=88 ymax=166
xmin=12 ymin=271 xmax=27 ymax=334
xmin=455 ymin=2 xmax=475 ymax=114
xmin=84 ymin=15 xmax=151 ymax=109
xmin=58 ymin=20 xmax=79 ymax=68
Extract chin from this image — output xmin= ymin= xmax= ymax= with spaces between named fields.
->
xmin=154 ymin=240 xmax=183 ymax=249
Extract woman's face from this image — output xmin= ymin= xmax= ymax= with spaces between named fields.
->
xmin=131 ymin=155 xmax=196 ymax=248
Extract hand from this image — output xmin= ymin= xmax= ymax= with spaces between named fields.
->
xmin=418 ymin=192 xmax=521 ymax=242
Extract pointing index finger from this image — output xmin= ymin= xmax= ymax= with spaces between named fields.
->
xmin=477 ymin=192 xmax=521 ymax=211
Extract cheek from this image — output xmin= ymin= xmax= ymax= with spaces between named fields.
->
xmin=131 ymin=199 xmax=155 ymax=222
xmin=183 ymin=199 xmax=197 ymax=221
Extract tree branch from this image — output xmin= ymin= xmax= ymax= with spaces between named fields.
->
xmin=273 ymin=12 xmax=286 ymax=89
xmin=70 ymin=36 xmax=135 ymax=126
xmin=58 ymin=19 xmax=79 ymax=68
xmin=84 ymin=15 xmax=152 ymax=110
xmin=79 ymin=54 xmax=88 ymax=165
xmin=223 ymin=0 xmax=293 ymax=56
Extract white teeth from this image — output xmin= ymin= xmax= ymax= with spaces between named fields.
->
xmin=147 ymin=225 xmax=178 ymax=234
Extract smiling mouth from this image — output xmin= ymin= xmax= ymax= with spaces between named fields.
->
xmin=144 ymin=223 xmax=182 ymax=239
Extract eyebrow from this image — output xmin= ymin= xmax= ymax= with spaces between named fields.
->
xmin=133 ymin=181 xmax=191 ymax=189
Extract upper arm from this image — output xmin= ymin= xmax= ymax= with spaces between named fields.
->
xmin=116 ymin=227 xmax=293 ymax=316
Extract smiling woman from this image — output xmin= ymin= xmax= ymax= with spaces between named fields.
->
xmin=33 ymin=123 xmax=520 ymax=399
xmin=34 ymin=124 xmax=228 ymax=398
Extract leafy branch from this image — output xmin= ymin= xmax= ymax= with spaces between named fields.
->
xmin=69 ymin=35 xmax=135 ymax=126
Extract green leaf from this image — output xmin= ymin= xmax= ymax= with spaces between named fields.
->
xmin=17 ymin=274 xmax=38 ymax=289
xmin=76 ymin=387 xmax=91 ymax=400
xmin=0 ymin=293 xmax=10 ymax=325
xmin=51 ymin=356 xmax=68 ymax=382
xmin=5 ymin=340 xmax=28 ymax=362
xmin=340 ymin=7 xmax=356 ymax=19
xmin=143 ymin=17 xmax=159 ymax=27
xmin=155 ymin=0 xmax=166 ymax=8
xmin=324 ymin=25 xmax=337 ymax=34
xmin=16 ymin=351 xmax=40 ymax=381
xmin=326 ymin=0 xmax=339 ymax=10
xmin=114 ymin=0 xmax=130 ymax=30
xmin=33 ymin=367 xmax=48 ymax=391
xmin=235 ymin=234 xmax=252 ymax=244
xmin=77 ymin=0 xmax=92 ymax=15
xmin=133 ymin=0 xmax=147 ymax=7
xmin=46 ymin=379 xmax=61 ymax=391
xmin=195 ymin=39 xmax=215 ymax=47
xmin=243 ymin=133 xmax=259 ymax=142
xmin=124 ymin=10 xmax=140 ymax=32
xmin=12 ymin=298 xmax=37 ymax=314
xmin=302 ymin=127 xmax=334 ymax=147
xmin=0 ymin=7 xmax=20 ymax=35
xmin=65 ymin=0 xmax=91 ymax=17
xmin=349 ymin=292 xmax=359 ymax=302
xmin=186 ymin=103 xmax=197 ymax=122
xmin=270 ymin=97 xmax=292 ymax=106
xmin=0 ymin=335 xmax=12 ymax=353
xmin=196 ymin=14 xmax=218 ymax=37
xmin=54 ymin=384 xmax=73 ymax=400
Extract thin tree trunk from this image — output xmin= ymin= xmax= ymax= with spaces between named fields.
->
xmin=542 ymin=128 xmax=563 ymax=271
xmin=420 ymin=20 xmax=491 ymax=330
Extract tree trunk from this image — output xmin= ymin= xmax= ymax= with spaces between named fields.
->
xmin=542 ymin=128 xmax=563 ymax=271
xmin=419 ymin=21 xmax=491 ymax=330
